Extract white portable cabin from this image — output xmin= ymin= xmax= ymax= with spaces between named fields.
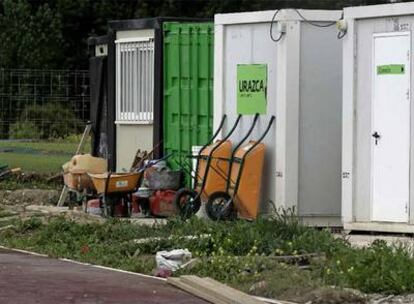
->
xmin=342 ymin=3 xmax=414 ymax=233
xmin=214 ymin=9 xmax=343 ymax=225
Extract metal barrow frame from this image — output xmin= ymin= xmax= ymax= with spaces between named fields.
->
xmin=173 ymin=114 xmax=243 ymax=219
xmin=206 ymin=115 xmax=276 ymax=220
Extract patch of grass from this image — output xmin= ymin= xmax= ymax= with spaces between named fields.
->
xmin=133 ymin=214 xmax=348 ymax=257
xmin=0 ymin=217 xmax=161 ymax=273
xmin=0 ymin=174 xmax=60 ymax=190
xmin=0 ymin=215 xmax=334 ymax=301
xmin=0 ymin=214 xmax=343 ymax=263
xmin=0 ymin=137 xmax=90 ymax=173
xmin=321 ymin=240 xmax=414 ymax=294
xmin=0 ymin=153 xmax=69 ymax=173
xmin=1 ymin=214 xmax=413 ymax=300
xmin=0 ymin=140 xmax=84 ymax=154
xmin=178 ymin=255 xmax=322 ymax=301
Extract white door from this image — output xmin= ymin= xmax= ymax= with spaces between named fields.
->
xmin=372 ymin=32 xmax=411 ymax=222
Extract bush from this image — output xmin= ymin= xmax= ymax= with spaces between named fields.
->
xmin=14 ymin=102 xmax=84 ymax=139
xmin=9 ymin=121 xmax=41 ymax=139
xmin=62 ymin=133 xmax=90 ymax=144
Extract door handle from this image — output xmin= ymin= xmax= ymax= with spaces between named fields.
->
xmin=372 ymin=131 xmax=381 ymax=145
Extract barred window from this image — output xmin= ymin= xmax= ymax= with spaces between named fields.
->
xmin=115 ymin=38 xmax=154 ymax=123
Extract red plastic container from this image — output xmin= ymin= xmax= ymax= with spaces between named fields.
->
xmin=131 ymin=193 xmax=141 ymax=215
xmin=150 ymin=190 xmax=177 ymax=217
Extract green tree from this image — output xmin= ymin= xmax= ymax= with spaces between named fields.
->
xmin=0 ymin=0 xmax=64 ymax=69
xmin=0 ymin=0 xmax=402 ymax=69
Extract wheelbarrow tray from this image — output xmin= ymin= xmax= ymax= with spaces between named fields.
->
xmin=196 ymin=140 xmax=232 ymax=200
xmin=88 ymin=172 xmax=142 ymax=194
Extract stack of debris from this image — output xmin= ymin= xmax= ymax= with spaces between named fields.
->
xmin=0 ymin=164 xmax=21 ymax=180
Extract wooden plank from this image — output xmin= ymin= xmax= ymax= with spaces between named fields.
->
xmin=75 ymin=122 xmax=92 ymax=155
xmin=167 ymin=277 xmax=227 ymax=304
xmin=253 ymin=296 xmax=298 ymax=304
xmin=57 ymin=186 xmax=69 ymax=207
xmin=168 ymin=276 xmax=298 ymax=304
xmin=180 ymin=276 xmax=238 ymax=304
xmin=180 ymin=275 xmax=263 ymax=304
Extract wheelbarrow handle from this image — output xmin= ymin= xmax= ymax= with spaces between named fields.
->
xmin=230 ymin=115 xmax=276 ymax=197
xmin=232 ymin=113 xmax=260 ymax=156
xmin=244 ymin=115 xmax=276 ymax=156
xmin=199 ymin=114 xmax=242 ymax=159
xmin=104 ymin=171 xmax=112 ymax=196
xmin=202 ymin=114 xmax=227 ymax=149
xmin=220 ymin=114 xmax=242 ymax=142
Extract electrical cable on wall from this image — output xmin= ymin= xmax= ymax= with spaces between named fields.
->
xmin=295 ymin=9 xmax=347 ymax=39
xmin=336 ymin=16 xmax=347 ymax=39
xmin=269 ymin=10 xmax=284 ymax=42
xmin=269 ymin=9 xmax=347 ymax=42
xmin=293 ymin=9 xmax=337 ymax=27
xmin=337 ymin=30 xmax=347 ymax=39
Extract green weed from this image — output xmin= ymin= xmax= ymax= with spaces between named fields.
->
xmin=322 ymin=240 xmax=414 ymax=294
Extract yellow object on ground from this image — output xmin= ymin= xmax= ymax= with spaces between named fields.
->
xmin=196 ymin=140 xmax=232 ymax=201
xmin=230 ymin=141 xmax=265 ymax=220
xmin=63 ymin=154 xmax=107 ymax=174
xmin=62 ymin=154 xmax=107 ymax=191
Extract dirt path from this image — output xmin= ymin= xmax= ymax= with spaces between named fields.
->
xmin=0 ymin=248 xmax=207 ymax=304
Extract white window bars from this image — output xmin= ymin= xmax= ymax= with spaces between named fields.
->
xmin=115 ymin=37 xmax=154 ymax=124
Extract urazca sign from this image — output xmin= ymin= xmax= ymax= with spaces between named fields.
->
xmin=237 ymin=64 xmax=267 ymax=114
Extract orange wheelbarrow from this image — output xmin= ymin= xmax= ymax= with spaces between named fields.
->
xmin=88 ymin=155 xmax=173 ymax=217
xmin=173 ymin=114 xmax=243 ymax=219
xmin=88 ymin=172 xmax=143 ymax=217
xmin=206 ymin=115 xmax=275 ymax=221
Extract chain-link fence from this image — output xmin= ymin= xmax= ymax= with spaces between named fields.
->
xmin=0 ymin=69 xmax=90 ymax=139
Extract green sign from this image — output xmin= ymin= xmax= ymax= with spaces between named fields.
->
xmin=237 ymin=64 xmax=267 ymax=114
xmin=377 ymin=64 xmax=405 ymax=75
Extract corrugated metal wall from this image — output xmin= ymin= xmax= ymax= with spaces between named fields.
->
xmin=163 ymin=22 xmax=214 ymax=184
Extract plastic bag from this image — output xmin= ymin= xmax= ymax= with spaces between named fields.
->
xmin=155 ymin=249 xmax=192 ymax=272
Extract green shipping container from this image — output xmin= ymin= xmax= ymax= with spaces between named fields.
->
xmin=163 ymin=22 xmax=214 ymax=185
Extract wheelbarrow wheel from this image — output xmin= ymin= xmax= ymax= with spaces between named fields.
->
xmin=206 ymin=191 xmax=234 ymax=220
xmin=174 ymin=188 xmax=201 ymax=219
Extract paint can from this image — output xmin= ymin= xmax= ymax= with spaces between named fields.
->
xmin=86 ymin=199 xmax=102 ymax=216
xmin=137 ymin=187 xmax=151 ymax=198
